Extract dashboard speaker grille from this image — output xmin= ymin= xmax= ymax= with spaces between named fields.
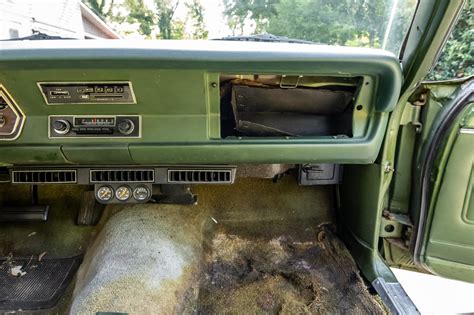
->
xmin=12 ymin=170 xmax=77 ymax=184
xmin=168 ymin=169 xmax=233 ymax=184
xmin=90 ymin=169 xmax=154 ymax=183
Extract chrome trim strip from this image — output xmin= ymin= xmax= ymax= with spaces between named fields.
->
xmin=459 ymin=128 xmax=474 ymax=134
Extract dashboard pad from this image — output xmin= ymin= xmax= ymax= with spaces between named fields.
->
xmin=0 ymin=40 xmax=402 ymax=166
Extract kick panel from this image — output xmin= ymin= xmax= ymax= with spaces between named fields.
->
xmin=49 ymin=115 xmax=141 ymax=138
xmin=38 ymin=82 xmax=136 ymax=105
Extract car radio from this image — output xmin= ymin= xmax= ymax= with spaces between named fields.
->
xmin=49 ymin=115 xmax=140 ymax=138
xmin=38 ymin=82 xmax=136 ymax=105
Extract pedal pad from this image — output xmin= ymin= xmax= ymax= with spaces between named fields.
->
xmin=0 ymin=205 xmax=49 ymax=222
xmin=77 ymin=191 xmax=104 ymax=226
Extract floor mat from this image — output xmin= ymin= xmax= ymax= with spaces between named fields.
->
xmin=198 ymin=224 xmax=385 ymax=314
xmin=0 ymin=255 xmax=82 ymax=310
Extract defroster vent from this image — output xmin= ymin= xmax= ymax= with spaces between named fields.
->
xmin=90 ymin=169 xmax=154 ymax=183
xmin=168 ymin=169 xmax=234 ymax=184
xmin=12 ymin=170 xmax=77 ymax=184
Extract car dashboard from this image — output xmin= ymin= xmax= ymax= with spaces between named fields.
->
xmin=0 ymin=40 xmax=401 ymax=203
xmin=0 ymin=40 xmax=401 ymax=165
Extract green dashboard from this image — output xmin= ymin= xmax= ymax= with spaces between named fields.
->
xmin=0 ymin=40 xmax=402 ymax=166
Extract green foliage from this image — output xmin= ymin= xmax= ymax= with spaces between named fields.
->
xmin=83 ymin=0 xmax=115 ymax=18
xmin=427 ymin=2 xmax=473 ymax=81
xmin=223 ymin=0 xmax=416 ymax=54
xmin=223 ymin=0 xmax=279 ymax=35
xmin=82 ymin=0 xmax=471 ymax=81
xmin=186 ymin=0 xmax=209 ymax=39
xmin=121 ymin=0 xmax=180 ymax=39
xmin=82 ymin=0 xmax=209 ymax=39
xmin=155 ymin=0 xmax=181 ymax=39
xmin=124 ymin=0 xmax=155 ymax=36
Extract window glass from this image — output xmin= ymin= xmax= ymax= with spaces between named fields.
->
xmin=1 ymin=0 xmax=418 ymax=55
xmin=427 ymin=2 xmax=473 ymax=81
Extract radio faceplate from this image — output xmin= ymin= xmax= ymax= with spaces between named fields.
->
xmin=49 ymin=115 xmax=141 ymax=138
xmin=38 ymin=82 xmax=136 ymax=105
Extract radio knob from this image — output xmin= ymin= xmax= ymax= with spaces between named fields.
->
xmin=53 ymin=119 xmax=70 ymax=135
xmin=117 ymin=119 xmax=134 ymax=135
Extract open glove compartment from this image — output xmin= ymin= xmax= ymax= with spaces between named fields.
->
xmin=220 ymin=75 xmax=360 ymax=138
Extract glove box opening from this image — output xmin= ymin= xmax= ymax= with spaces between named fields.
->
xmin=220 ymin=75 xmax=360 ymax=138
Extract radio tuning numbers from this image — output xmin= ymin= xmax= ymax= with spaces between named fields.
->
xmin=49 ymin=116 xmax=139 ymax=138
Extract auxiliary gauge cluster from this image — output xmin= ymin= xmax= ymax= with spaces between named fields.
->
xmin=95 ymin=183 xmax=152 ymax=204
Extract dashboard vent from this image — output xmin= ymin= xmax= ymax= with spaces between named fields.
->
xmin=12 ymin=170 xmax=77 ymax=184
xmin=90 ymin=169 xmax=154 ymax=183
xmin=168 ymin=169 xmax=234 ymax=184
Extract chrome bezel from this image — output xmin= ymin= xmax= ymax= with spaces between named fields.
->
xmin=115 ymin=185 xmax=132 ymax=201
xmin=37 ymin=81 xmax=137 ymax=105
xmin=96 ymin=185 xmax=114 ymax=202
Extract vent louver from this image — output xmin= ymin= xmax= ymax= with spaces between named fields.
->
xmin=90 ymin=169 xmax=154 ymax=183
xmin=168 ymin=169 xmax=234 ymax=184
xmin=12 ymin=170 xmax=77 ymax=184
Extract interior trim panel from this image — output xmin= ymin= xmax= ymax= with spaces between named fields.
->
xmin=0 ymin=41 xmax=402 ymax=166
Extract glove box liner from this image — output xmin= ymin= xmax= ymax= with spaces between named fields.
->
xmin=221 ymin=82 xmax=355 ymax=138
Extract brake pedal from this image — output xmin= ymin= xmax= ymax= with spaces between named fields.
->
xmin=0 ymin=205 xmax=49 ymax=222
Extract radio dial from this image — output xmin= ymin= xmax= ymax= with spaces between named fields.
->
xmin=117 ymin=119 xmax=134 ymax=135
xmin=53 ymin=119 xmax=70 ymax=135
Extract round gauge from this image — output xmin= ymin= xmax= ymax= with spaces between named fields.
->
xmin=133 ymin=186 xmax=150 ymax=201
xmin=96 ymin=186 xmax=113 ymax=202
xmin=115 ymin=186 xmax=132 ymax=201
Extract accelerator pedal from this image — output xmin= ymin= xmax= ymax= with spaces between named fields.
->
xmin=0 ymin=255 xmax=82 ymax=310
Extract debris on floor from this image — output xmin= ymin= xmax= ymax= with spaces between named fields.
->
xmin=10 ymin=265 xmax=26 ymax=277
xmin=1 ymin=252 xmax=49 ymax=279
xmin=198 ymin=225 xmax=385 ymax=314
xmin=38 ymin=252 xmax=47 ymax=261
xmin=0 ymin=255 xmax=83 ymax=310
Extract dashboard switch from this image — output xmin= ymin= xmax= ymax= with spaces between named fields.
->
xmin=117 ymin=119 xmax=135 ymax=135
xmin=52 ymin=119 xmax=70 ymax=135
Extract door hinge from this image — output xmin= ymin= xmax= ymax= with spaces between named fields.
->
xmin=380 ymin=209 xmax=413 ymax=243
xmin=383 ymin=209 xmax=413 ymax=226
xmin=400 ymin=103 xmax=423 ymax=132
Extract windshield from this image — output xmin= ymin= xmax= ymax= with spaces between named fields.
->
xmin=1 ymin=0 xmax=417 ymax=55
